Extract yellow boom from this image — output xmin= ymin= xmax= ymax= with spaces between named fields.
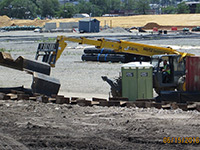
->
xmin=35 ymin=35 xmax=194 ymax=67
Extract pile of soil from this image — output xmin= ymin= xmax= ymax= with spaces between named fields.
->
xmin=143 ymin=22 xmax=161 ymax=29
xmin=14 ymin=18 xmax=48 ymax=27
xmin=143 ymin=22 xmax=196 ymax=30
xmin=0 ymin=15 xmax=10 ymax=22
xmin=0 ymin=15 xmax=12 ymax=27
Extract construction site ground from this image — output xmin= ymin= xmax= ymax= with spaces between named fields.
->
xmin=0 ymin=31 xmax=200 ymax=149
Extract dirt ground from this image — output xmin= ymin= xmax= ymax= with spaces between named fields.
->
xmin=0 ymin=100 xmax=200 ymax=150
xmin=0 ymin=31 xmax=200 ymax=149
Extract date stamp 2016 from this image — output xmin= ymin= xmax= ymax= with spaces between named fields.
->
xmin=163 ymin=137 xmax=199 ymax=144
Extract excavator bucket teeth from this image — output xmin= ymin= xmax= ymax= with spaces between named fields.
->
xmin=31 ymin=72 xmax=60 ymax=96
xmin=0 ymin=52 xmax=23 ymax=70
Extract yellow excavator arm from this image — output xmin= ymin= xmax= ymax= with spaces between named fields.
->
xmin=36 ymin=35 xmax=194 ymax=67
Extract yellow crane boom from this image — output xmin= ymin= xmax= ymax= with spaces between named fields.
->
xmin=36 ymin=35 xmax=194 ymax=67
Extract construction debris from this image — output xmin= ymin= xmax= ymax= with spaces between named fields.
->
xmin=1 ymin=87 xmax=200 ymax=112
xmin=0 ymin=52 xmax=60 ymax=96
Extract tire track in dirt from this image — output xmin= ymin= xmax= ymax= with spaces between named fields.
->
xmin=0 ymin=133 xmax=29 ymax=150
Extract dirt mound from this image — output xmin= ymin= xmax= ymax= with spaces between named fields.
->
xmin=100 ymin=27 xmax=129 ymax=33
xmin=14 ymin=19 xmax=47 ymax=27
xmin=0 ymin=15 xmax=10 ymax=22
xmin=0 ymin=15 xmax=12 ymax=27
xmin=143 ymin=22 xmax=160 ymax=29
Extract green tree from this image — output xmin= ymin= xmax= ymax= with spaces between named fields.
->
xmin=149 ymin=0 xmax=160 ymax=4
xmin=11 ymin=0 xmax=39 ymax=18
xmin=57 ymin=3 xmax=77 ymax=18
xmin=195 ymin=4 xmax=200 ymax=13
xmin=122 ymin=0 xmax=136 ymax=11
xmin=77 ymin=0 xmax=92 ymax=14
xmin=89 ymin=0 xmax=122 ymax=15
xmin=77 ymin=0 xmax=103 ymax=16
xmin=177 ymin=2 xmax=190 ymax=14
xmin=162 ymin=6 xmax=176 ymax=14
xmin=134 ymin=0 xmax=150 ymax=14
xmin=38 ymin=0 xmax=60 ymax=18
xmin=89 ymin=0 xmax=107 ymax=6
xmin=0 ymin=0 xmax=13 ymax=17
xmin=0 ymin=0 xmax=60 ymax=18
xmin=107 ymin=0 xmax=121 ymax=12
xmin=0 ymin=0 xmax=38 ymax=18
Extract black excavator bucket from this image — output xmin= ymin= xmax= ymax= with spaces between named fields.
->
xmin=31 ymin=72 xmax=60 ymax=96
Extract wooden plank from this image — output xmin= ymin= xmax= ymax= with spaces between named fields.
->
xmin=77 ymin=99 xmax=92 ymax=106
xmin=136 ymin=99 xmax=154 ymax=102
xmin=109 ymin=97 xmax=129 ymax=101
xmin=29 ymin=97 xmax=37 ymax=101
xmin=151 ymin=103 xmax=162 ymax=109
xmin=177 ymin=103 xmax=187 ymax=111
xmin=7 ymin=93 xmax=17 ymax=100
xmin=120 ymin=101 xmax=127 ymax=107
xmin=171 ymin=102 xmax=178 ymax=110
xmin=71 ymin=98 xmax=85 ymax=105
xmin=0 ymin=92 xmax=5 ymax=100
xmin=99 ymin=101 xmax=121 ymax=107
xmin=56 ymin=96 xmax=70 ymax=104
xmin=187 ymin=103 xmax=196 ymax=110
xmin=162 ymin=104 xmax=171 ymax=109
xmin=71 ymin=97 xmax=81 ymax=100
xmin=92 ymin=97 xmax=107 ymax=102
xmin=0 ymin=92 xmax=10 ymax=100
xmin=196 ymin=104 xmax=200 ymax=112
xmin=48 ymin=97 xmax=56 ymax=103
xmin=17 ymin=94 xmax=29 ymax=100
xmin=36 ymin=95 xmax=49 ymax=103
xmin=145 ymin=102 xmax=153 ymax=108
xmin=133 ymin=101 xmax=146 ymax=108
xmin=91 ymin=101 xmax=99 ymax=105
xmin=125 ymin=101 xmax=136 ymax=108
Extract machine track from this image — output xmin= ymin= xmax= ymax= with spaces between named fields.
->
xmin=0 ymin=133 xmax=28 ymax=150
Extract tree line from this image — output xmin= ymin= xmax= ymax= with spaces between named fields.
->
xmin=0 ymin=0 xmax=199 ymax=19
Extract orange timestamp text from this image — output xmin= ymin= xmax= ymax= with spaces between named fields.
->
xmin=163 ymin=137 xmax=199 ymax=144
